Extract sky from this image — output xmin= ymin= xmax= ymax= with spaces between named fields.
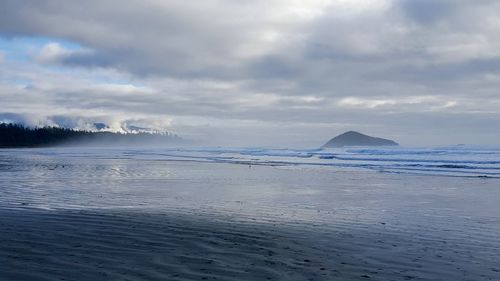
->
xmin=1 ymin=0 xmax=499 ymax=147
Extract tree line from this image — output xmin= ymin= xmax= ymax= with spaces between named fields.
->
xmin=0 ymin=123 xmax=181 ymax=148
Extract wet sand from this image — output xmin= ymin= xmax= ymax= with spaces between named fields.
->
xmin=1 ymin=206 xmax=499 ymax=281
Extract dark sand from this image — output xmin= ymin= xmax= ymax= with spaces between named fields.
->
xmin=1 ymin=207 xmax=499 ymax=281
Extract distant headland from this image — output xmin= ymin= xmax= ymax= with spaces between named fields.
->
xmin=322 ymin=131 xmax=398 ymax=148
xmin=0 ymin=123 xmax=181 ymax=148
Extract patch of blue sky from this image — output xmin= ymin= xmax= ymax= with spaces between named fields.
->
xmin=0 ymin=36 xmax=83 ymax=62
xmin=0 ymin=35 xmax=143 ymax=88
xmin=10 ymin=78 xmax=33 ymax=87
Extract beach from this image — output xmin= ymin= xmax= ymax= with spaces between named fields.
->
xmin=2 ymin=1 xmax=500 ymax=279
xmin=1 ymin=147 xmax=500 ymax=280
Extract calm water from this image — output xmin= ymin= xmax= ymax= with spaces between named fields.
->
xmin=0 ymin=146 xmax=499 ymax=214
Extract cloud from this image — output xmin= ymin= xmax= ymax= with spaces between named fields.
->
xmin=397 ymin=0 xmax=455 ymax=25
xmin=35 ymin=42 xmax=72 ymax=63
xmin=0 ymin=0 xmax=329 ymax=78
xmin=0 ymin=0 xmax=500 ymax=146
xmin=337 ymin=96 xmax=458 ymax=111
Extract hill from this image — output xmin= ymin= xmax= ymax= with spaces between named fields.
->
xmin=323 ymin=131 xmax=398 ymax=148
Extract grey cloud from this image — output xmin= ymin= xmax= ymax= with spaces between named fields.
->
xmin=365 ymin=57 xmax=500 ymax=86
xmin=60 ymin=50 xmax=115 ymax=69
xmin=397 ymin=0 xmax=455 ymax=25
xmin=1 ymin=0 xmax=500 ymax=146
xmin=247 ymin=55 xmax=304 ymax=80
xmin=0 ymin=113 xmax=30 ymax=125
xmin=2 ymin=0 xmax=500 ymax=83
xmin=0 ymin=0 xmax=282 ymax=78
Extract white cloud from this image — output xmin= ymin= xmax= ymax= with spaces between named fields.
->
xmin=338 ymin=97 xmax=397 ymax=108
xmin=34 ymin=42 xmax=72 ymax=63
xmin=337 ymin=96 xmax=461 ymax=112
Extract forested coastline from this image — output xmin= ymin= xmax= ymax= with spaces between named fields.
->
xmin=0 ymin=123 xmax=180 ymax=148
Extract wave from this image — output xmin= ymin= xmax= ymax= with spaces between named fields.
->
xmin=318 ymin=155 xmax=500 ymax=165
xmin=3 ymin=146 xmax=499 ymax=178
xmin=145 ymin=146 xmax=500 ymax=178
xmin=344 ymin=147 xmax=500 ymax=156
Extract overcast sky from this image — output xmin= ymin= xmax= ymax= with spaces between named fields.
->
xmin=1 ymin=0 xmax=499 ymax=147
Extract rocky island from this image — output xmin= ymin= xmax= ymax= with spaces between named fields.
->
xmin=323 ymin=131 xmax=398 ymax=148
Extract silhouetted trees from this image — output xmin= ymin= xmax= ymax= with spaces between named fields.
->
xmin=0 ymin=123 xmax=181 ymax=148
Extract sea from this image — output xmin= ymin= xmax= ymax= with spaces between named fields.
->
xmin=1 ymin=146 xmax=500 ymax=280
xmin=1 ymin=145 xmax=499 ymax=211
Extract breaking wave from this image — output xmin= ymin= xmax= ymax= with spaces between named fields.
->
xmin=2 ymin=146 xmax=500 ymax=178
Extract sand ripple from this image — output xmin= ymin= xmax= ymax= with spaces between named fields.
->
xmin=1 ymin=207 xmax=500 ymax=281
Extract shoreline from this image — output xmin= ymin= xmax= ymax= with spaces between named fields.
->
xmin=1 ymin=149 xmax=500 ymax=280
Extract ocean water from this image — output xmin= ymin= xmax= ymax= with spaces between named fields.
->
xmin=148 ymin=145 xmax=500 ymax=178
xmin=5 ymin=145 xmax=495 ymax=177
xmin=0 ymin=145 xmax=499 ymax=213
xmin=1 ymin=146 xmax=500 ymax=280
